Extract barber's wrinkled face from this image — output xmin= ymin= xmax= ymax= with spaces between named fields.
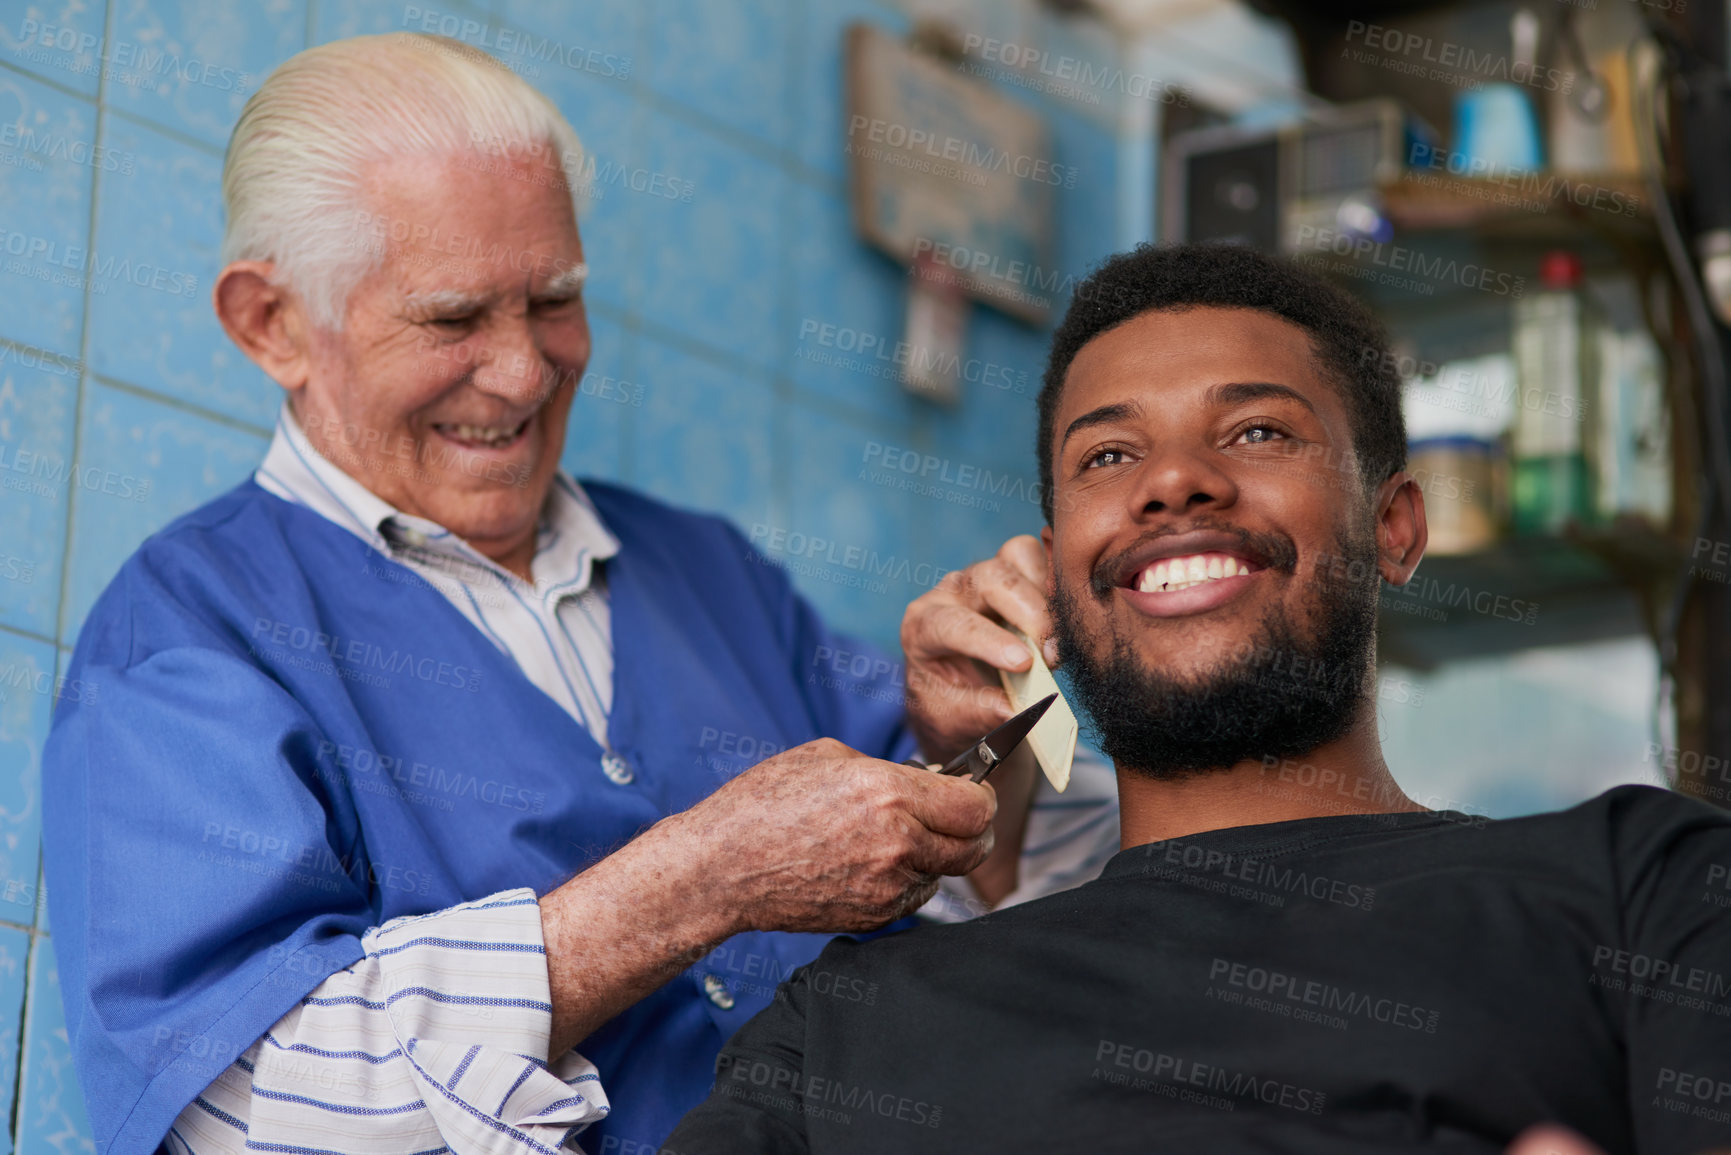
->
xmin=296 ymin=150 xmax=589 ymax=553
xmin=1043 ymin=307 xmax=1390 ymax=779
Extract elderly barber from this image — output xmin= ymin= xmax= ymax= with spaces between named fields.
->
xmin=41 ymin=31 xmax=1110 ymax=1155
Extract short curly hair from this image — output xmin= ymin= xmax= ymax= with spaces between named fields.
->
xmin=1037 ymin=243 xmax=1406 ymax=524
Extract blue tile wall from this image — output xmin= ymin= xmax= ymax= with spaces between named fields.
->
xmin=1 ymin=2 xmax=106 ymax=97
xmin=61 ymin=381 xmax=268 ymax=629
xmin=17 ymin=935 xmax=88 ymax=1155
xmin=103 ymin=0 xmax=308 ymax=149
xmin=631 ymin=331 xmax=776 ymax=529
xmin=558 ymin=306 xmax=634 ymax=481
xmin=0 ymin=633 xmax=52 ymax=929
xmin=87 ymin=112 xmax=277 ymax=427
xmin=0 ymin=926 xmax=27 ymax=1155
xmin=791 ymin=0 xmax=909 ymax=180
xmin=646 ymin=0 xmax=791 ymax=149
xmin=0 ymin=0 xmax=1125 ymax=1144
xmin=634 ymin=107 xmax=785 ymax=371
xmin=0 ymin=68 xmax=95 ymax=357
xmin=0 ymin=358 xmax=77 ymax=638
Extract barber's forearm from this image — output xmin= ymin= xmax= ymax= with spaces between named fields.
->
xmin=964 ymin=744 xmax=1039 ymax=906
xmin=540 ymin=809 xmax=739 ymax=1058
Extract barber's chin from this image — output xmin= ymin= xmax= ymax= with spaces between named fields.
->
xmin=430 ymin=491 xmax=543 ymax=550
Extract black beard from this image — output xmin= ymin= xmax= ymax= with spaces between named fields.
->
xmin=1052 ymin=524 xmax=1381 ymax=781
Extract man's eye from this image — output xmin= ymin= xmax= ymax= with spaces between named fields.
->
xmin=428 ymin=314 xmax=478 ymax=332
xmin=533 ymin=295 xmax=581 ymax=314
xmin=1237 ymin=424 xmax=1286 ymax=445
xmin=1086 ymin=448 xmax=1128 ymax=468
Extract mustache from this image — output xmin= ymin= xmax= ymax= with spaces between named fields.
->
xmin=1088 ymin=520 xmax=1300 ymax=600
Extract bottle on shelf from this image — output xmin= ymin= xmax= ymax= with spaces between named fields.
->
xmin=1510 ymin=250 xmax=1602 ymax=536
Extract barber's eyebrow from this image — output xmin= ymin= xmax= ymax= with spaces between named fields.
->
xmin=538 ymin=261 xmax=589 ymax=298
xmin=400 ymin=262 xmax=589 ymax=316
xmin=402 ymin=288 xmax=490 ymax=316
xmin=1061 ymin=401 xmax=1144 ymax=450
xmin=1207 ymin=381 xmax=1316 ymax=414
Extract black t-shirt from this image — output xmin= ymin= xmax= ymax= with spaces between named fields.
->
xmin=666 ymin=786 xmax=1731 ymax=1154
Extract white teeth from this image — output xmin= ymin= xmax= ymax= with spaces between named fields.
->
xmin=1135 ymin=553 xmax=1254 ymax=594
xmin=441 ymin=421 xmax=525 ymax=446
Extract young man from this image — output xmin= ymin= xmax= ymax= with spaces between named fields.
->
xmin=665 ymin=244 xmax=1731 ymax=1154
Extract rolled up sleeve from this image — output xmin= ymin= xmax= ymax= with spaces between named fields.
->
xmin=165 ymin=889 xmax=610 ymax=1154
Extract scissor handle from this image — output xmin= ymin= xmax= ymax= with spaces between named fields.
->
xmin=902 ymin=741 xmax=998 ymax=782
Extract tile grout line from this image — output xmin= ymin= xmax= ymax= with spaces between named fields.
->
xmin=0 ymin=56 xmax=95 ymax=104
xmin=0 ymin=622 xmax=55 ymax=648
xmin=102 ymin=102 xmax=225 ymax=159
xmin=611 ymin=0 xmax=654 ymax=491
xmin=23 ymin=0 xmax=113 ymax=1139
xmin=0 ymin=337 xmax=85 ymax=370
xmin=83 ymin=373 xmax=274 ymax=440
xmin=769 ymin=0 xmax=807 ymax=537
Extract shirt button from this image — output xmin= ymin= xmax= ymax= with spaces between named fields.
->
xmin=600 ymin=752 xmax=634 ymax=785
xmin=703 ymin=974 xmax=735 ymax=1010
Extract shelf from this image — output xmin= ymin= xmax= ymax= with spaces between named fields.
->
xmin=1379 ymin=172 xmax=1655 ymax=243
xmin=1377 ymin=525 xmax=1682 ymax=669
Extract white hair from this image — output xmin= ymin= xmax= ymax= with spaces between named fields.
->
xmin=220 ymin=33 xmax=586 ymax=330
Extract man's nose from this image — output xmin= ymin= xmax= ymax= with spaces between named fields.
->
xmin=1127 ymin=445 xmax=1238 ymax=517
xmin=471 ymin=318 xmax=554 ymax=405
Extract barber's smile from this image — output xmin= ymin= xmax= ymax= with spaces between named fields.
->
xmin=429 ymin=414 xmax=536 ymax=454
xmin=1101 ymin=530 xmax=1277 ymax=619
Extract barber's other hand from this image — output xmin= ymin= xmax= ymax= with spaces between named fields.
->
xmin=901 ymin=534 xmax=1051 ymax=765
xmin=689 ymin=738 xmax=996 ymax=935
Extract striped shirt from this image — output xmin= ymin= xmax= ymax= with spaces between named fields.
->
xmin=256 ymin=405 xmax=622 ymax=749
xmin=164 ymin=890 xmax=607 ymax=1154
xmin=168 ymin=404 xmax=1121 ymax=1152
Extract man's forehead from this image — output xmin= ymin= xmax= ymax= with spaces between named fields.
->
xmin=360 ymin=151 xmax=581 ymax=249
xmin=1060 ymin=307 xmax=1336 ymax=419
xmin=350 ymin=156 xmax=586 ymax=305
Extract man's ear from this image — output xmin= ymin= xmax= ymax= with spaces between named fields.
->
xmin=1374 ymin=472 xmax=1427 ymax=586
xmin=213 ymin=261 xmax=312 ymax=393
xmin=1040 ymin=525 xmax=1055 ymax=596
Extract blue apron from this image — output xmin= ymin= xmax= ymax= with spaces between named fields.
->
xmin=43 ymin=480 xmax=914 ymax=1154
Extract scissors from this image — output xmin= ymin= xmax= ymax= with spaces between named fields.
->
xmin=903 ymin=693 xmax=1057 ymax=784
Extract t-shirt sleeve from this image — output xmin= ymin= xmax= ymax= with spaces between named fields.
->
xmin=1607 ymin=788 xmax=1731 ymax=1153
xmin=663 ymin=971 xmax=816 ymax=1154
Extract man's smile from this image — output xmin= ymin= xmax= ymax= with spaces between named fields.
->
xmin=1098 ymin=528 xmax=1287 ymax=620
xmin=430 ymin=414 xmax=535 ymax=452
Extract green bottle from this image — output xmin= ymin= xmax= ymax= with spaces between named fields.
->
xmin=1510 ymin=251 xmax=1600 ymax=535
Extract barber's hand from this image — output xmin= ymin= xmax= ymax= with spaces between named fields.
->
xmin=901 ymin=534 xmax=1052 ymax=765
xmin=690 ymin=738 xmax=996 ymax=935
xmin=1505 ymin=1125 xmax=1731 ymax=1155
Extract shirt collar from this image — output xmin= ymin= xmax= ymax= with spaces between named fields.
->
xmin=254 ymin=403 xmax=620 ymax=597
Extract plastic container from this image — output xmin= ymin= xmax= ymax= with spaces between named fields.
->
xmin=1408 ymin=437 xmax=1499 ymax=555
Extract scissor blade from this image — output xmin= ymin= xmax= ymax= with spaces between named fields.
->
xmin=939 ymin=693 xmax=1059 ymax=782
xmin=981 ymin=693 xmax=1057 ymax=763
